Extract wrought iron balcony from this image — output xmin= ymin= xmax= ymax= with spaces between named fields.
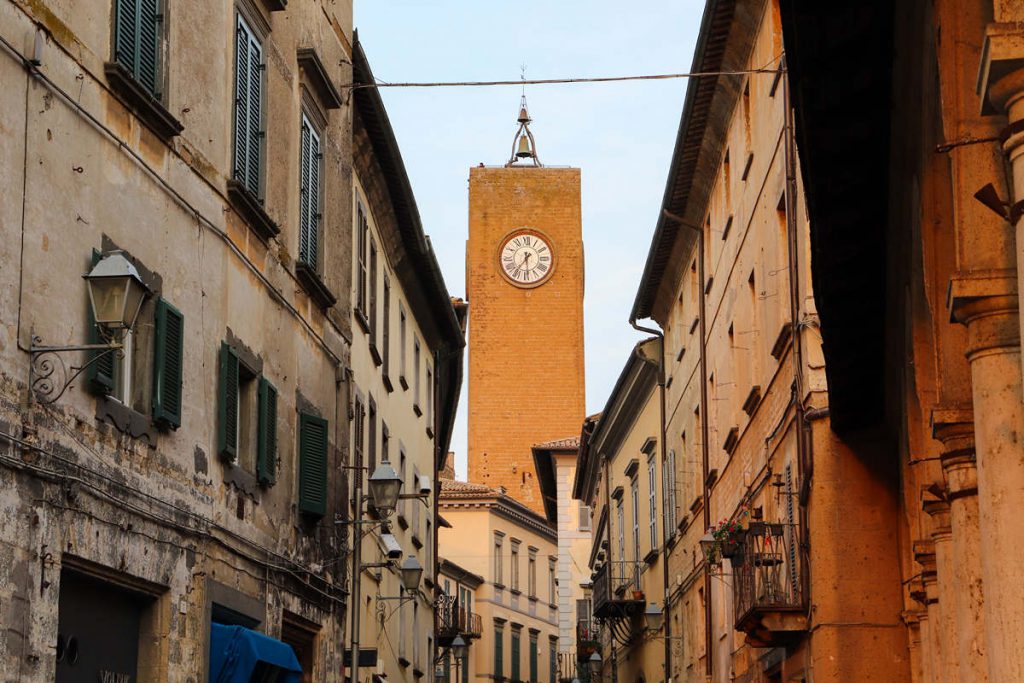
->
xmin=591 ymin=561 xmax=644 ymax=620
xmin=436 ymin=601 xmax=482 ymax=647
xmin=730 ymin=521 xmax=806 ymax=646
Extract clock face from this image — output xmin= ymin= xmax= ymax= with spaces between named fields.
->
xmin=498 ymin=230 xmax=555 ymax=287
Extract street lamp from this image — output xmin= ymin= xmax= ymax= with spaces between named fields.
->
xmin=400 ymin=554 xmax=423 ymax=592
xmin=643 ymin=602 xmax=664 ymax=632
xmin=699 ymin=531 xmax=717 ymax=564
xmin=84 ymin=251 xmax=148 ymax=332
xmin=451 ymin=635 xmax=468 ymax=660
xmin=587 ymin=651 xmax=602 ymax=679
xmin=369 ymin=459 xmax=403 ymax=517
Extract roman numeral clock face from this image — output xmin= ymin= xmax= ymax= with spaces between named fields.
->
xmin=498 ymin=230 xmax=554 ymax=288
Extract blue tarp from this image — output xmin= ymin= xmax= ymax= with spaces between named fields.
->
xmin=209 ymin=623 xmax=303 ymax=683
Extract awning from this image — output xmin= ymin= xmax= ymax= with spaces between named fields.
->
xmin=209 ymin=623 xmax=302 ymax=683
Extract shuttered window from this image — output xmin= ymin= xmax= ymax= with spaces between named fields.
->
xmin=298 ymin=412 xmax=328 ymax=516
xmin=356 ymin=206 xmax=368 ymax=316
xmin=256 ymin=378 xmax=278 ymax=485
xmin=233 ymin=14 xmax=263 ymax=197
xmin=528 ymin=633 xmax=538 ymax=683
xmin=382 ymin=274 xmax=392 ymax=383
xmin=494 ymin=624 xmax=504 ymax=680
xmin=152 ymin=298 xmax=184 ymax=428
xmin=510 ymin=628 xmax=521 ymax=682
xmin=113 ymin=0 xmax=162 ymax=98
xmin=217 ymin=342 xmax=240 ymax=462
xmin=298 ymin=115 xmax=322 ymax=268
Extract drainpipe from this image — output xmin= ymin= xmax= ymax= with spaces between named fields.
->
xmin=659 ymin=210 xmax=712 ymax=680
xmin=602 ymin=451 xmax=616 ymax=683
xmin=629 ymin=320 xmax=672 ymax=683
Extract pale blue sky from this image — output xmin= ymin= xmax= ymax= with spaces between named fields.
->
xmin=355 ymin=2 xmax=703 ymax=480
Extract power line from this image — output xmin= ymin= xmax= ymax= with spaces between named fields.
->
xmin=349 ymin=65 xmax=784 ymax=91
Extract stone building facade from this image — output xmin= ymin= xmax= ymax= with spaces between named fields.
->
xmin=349 ymin=37 xmax=465 ymax=683
xmin=438 ymin=479 xmax=561 ymax=683
xmin=780 ymin=0 xmax=1024 ymax=680
xmin=0 ymin=1 xmax=461 ymax=681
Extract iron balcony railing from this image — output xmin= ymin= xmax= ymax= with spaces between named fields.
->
xmin=731 ymin=521 xmax=804 ymax=630
xmin=591 ymin=560 xmax=644 ymax=618
xmin=436 ymin=601 xmax=483 ymax=646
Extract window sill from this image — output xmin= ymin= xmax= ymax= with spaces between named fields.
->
xmin=644 ymin=548 xmax=660 ymax=566
xmin=494 ymin=583 xmax=506 ymax=590
xmin=528 ymin=595 xmax=538 ymax=603
xmin=383 ymin=374 xmax=394 ymax=393
xmin=399 ymin=375 xmax=409 ymax=391
xmin=104 ymin=61 xmax=183 ymax=141
xmin=260 ymin=0 xmax=287 ymax=10
xmin=355 ymin=309 xmax=370 ymax=334
xmin=369 ymin=343 xmax=383 ymax=367
xmin=412 ymin=534 xmax=423 ymax=549
xmin=96 ymin=396 xmax=157 ymax=446
xmin=413 ymin=403 xmax=422 ymax=417
xmin=398 ymin=657 xmax=411 ymax=669
xmin=413 ymin=666 xmax=425 ymax=679
xmin=510 ymin=589 xmax=522 ymax=597
xmin=226 ymin=180 xmax=279 ymax=241
xmin=426 ymin=426 xmax=434 ymax=440
xmin=296 ymin=261 xmax=337 ymax=310
xmin=396 ymin=513 xmax=409 ymax=530
xmin=224 ymin=464 xmax=260 ymax=498
xmin=547 ymin=603 xmax=557 ymax=610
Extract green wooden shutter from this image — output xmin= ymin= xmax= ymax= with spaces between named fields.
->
xmin=137 ymin=0 xmax=160 ymax=97
xmin=299 ymin=412 xmax=328 ymax=516
xmin=233 ymin=16 xmax=251 ymax=186
xmin=511 ymin=632 xmax=520 ymax=682
xmin=494 ymin=627 xmax=503 ymax=680
xmin=246 ymin=33 xmax=263 ymax=195
xmin=152 ymin=298 xmax=184 ymax=429
xmin=257 ymin=377 xmax=278 ymax=485
xmin=114 ymin=0 xmax=138 ymax=80
xmin=217 ymin=342 xmax=239 ymax=461
xmin=298 ymin=119 xmax=312 ymax=263
xmin=529 ymin=638 xmax=537 ymax=683
xmin=87 ymin=249 xmax=115 ymax=394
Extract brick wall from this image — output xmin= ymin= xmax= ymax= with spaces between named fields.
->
xmin=466 ymin=167 xmax=586 ymax=513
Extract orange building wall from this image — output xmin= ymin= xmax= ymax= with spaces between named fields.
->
xmin=466 ymin=166 xmax=586 ymax=513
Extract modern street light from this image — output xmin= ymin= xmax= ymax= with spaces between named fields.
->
xmin=369 ymin=459 xmax=403 ymax=517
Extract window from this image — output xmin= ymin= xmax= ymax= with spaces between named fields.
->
xmin=399 ymin=303 xmax=408 ymax=387
xmin=528 ymin=632 xmax=538 ymax=683
xmin=665 ymin=450 xmax=677 ymax=531
xmin=112 ymin=0 xmax=163 ymax=97
xmin=528 ymin=549 xmax=537 ymax=598
xmin=356 ymin=205 xmax=368 ymax=319
xmin=353 ymin=396 xmax=365 ymax=490
xmin=459 ymin=585 xmax=473 ymax=622
xmin=426 ymin=518 xmax=433 ymax=579
xmin=412 ymin=465 xmax=421 ymax=538
xmin=494 ymin=623 xmax=504 ymax=680
xmin=413 ymin=603 xmax=420 ymax=669
xmin=547 ymin=558 xmax=556 ymax=605
xmin=368 ymin=397 xmax=377 ymax=479
xmin=233 ymin=13 xmax=263 ymax=198
xmin=399 ymin=582 xmax=407 ymax=662
xmin=217 ymin=341 xmax=277 ymax=485
xmin=414 ymin=337 xmax=422 ymax=414
xmin=648 ymin=455 xmax=658 ymax=550
xmin=615 ymin=499 xmax=625 ymax=565
xmin=510 ymin=627 xmax=521 ymax=682
xmin=298 ymin=411 xmax=328 ymax=517
xmin=383 ymin=274 xmax=392 ymax=385
xmin=578 ymin=501 xmax=591 ymax=531
xmin=548 ymin=637 xmax=558 ymax=683
xmin=494 ymin=535 xmax=504 ymax=586
xmin=369 ymin=238 xmax=379 ymax=355
xmin=426 ymin=364 xmax=434 ymax=434
xmin=630 ymin=476 xmax=640 ymax=564
xmin=298 ymin=115 xmax=322 ymax=270
xmin=510 ymin=540 xmax=520 ymax=592
xmin=398 ymin=447 xmax=408 ymax=524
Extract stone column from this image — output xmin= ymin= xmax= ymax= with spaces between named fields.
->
xmin=902 ymin=610 xmax=924 ymax=683
xmin=922 ymin=499 xmax=958 ymax=683
xmin=912 ymin=543 xmax=938 ymax=683
xmin=933 ymin=411 xmax=987 ymax=682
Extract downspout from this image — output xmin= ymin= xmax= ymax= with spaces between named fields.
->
xmin=660 ymin=209 xmax=711 ymax=680
xmin=781 ymin=62 xmax=813 ymax=611
xmin=602 ymin=450 xmax=616 ymax=683
xmin=629 ymin=320 xmax=672 ymax=683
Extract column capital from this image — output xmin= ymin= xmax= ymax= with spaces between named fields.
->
xmin=947 ymin=274 xmax=1019 ymax=357
xmin=914 ymin=539 xmax=938 ymax=580
xmin=979 ymin=24 xmax=1024 ymax=116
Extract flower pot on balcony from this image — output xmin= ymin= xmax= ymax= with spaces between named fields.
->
xmin=632 ymin=590 xmax=645 ymax=601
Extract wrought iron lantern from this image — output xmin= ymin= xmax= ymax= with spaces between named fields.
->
xmin=369 ymin=459 xmax=403 ymax=517
xmin=84 ymin=251 xmax=147 ymax=332
xmin=400 ymin=554 xmax=423 ymax=592
xmin=451 ymin=635 xmax=468 ymax=660
xmin=643 ymin=602 xmax=664 ymax=632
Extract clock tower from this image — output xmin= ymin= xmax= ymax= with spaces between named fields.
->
xmin=466 ymin=99 xmax=586 ymax=513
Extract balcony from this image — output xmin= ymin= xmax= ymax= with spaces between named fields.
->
xmin=591 ymin=561 xmax=644 ymax=620
xmin=731 ymin=521 xmax=806 ymax=647
xmin=436 ymin=601 xmax=482 ymax=648
xmin=575 ymin=619 xmax=601 ymax=660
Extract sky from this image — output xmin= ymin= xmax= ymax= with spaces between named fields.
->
xmin=355 ymin=2 xmax=704 ymax=480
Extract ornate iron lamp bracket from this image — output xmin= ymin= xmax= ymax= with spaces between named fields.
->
xmin=28 ymin=333 xmax=122 ymax=405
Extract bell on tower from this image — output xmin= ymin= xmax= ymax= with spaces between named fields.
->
xmin=507 ymin=94 xmax=542 ymax=167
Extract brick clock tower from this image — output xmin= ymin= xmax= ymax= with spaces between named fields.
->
xmin=466 ymin=99 xmax=586 ymax=513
